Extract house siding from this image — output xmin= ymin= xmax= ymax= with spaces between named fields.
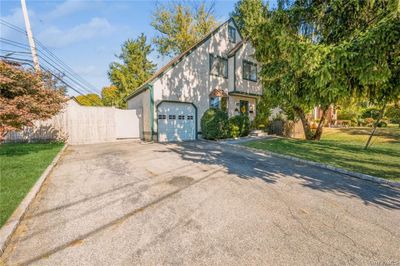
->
xmin=228 ymin=96 xmax=257 ymax=120
xmin=127 ymin=89 xmax=151 ymax=140
xmin=129 ymin=19 xmax=262 ymax=139
xmin=234 ymin=43 xmax=262 ymax=95
xmin=152 ymin=21 xmax=242 ymax=133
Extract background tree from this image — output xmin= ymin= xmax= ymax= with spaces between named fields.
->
xmin=250 ymin=0 xmax=399 ymax=142
xmin=151 ymin=1 xmax=217 ymax=57
xmin=101 ymin=85 xmax=118 ymax=106
xmin=300 ymin=0 xmax=400 ymax=148
xmin=0 ymin=61 xmax=66 ymax=140
xmin=386 ymin=103 xmax=400 ymax=127
xmin=253 ymin=5 xmax=339 ymax=140
xmin=76 ymin=93 xmax=103 ymax=106
xmin=109 ymin=33 xmax=156 ymax=108
xmin=231 ymin=0 xmax=265 ymax=39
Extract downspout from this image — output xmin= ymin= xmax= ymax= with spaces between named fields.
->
xmin=233 ymin=54 xmax=236 ymax=92
xmin=149 ymin=84 xmax=154 ymax=141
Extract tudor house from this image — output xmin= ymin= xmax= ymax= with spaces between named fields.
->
xmin=126 ymin=18 xmax=262 ymax=142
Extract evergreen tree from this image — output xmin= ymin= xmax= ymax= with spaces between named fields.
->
xmin=108 ymin=33 xmax=156 ymax=108
xmin=249 ymin=0 xmax=400 ymax=142
xmin=231 ymin=0 xmax=266 ymax=39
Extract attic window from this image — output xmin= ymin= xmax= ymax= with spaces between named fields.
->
xmin=228 ymin=26 xmax=236 ymax=43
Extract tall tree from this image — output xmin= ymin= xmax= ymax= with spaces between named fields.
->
xmin=0 ymin=61 xmax=66 ymax=140
xmin=108 ymin=33 xmax=156 ymax=108
xmin=76 ymin=94 xmax=103 ymax=106
xmin=101 ymin=85 xmax=118 ymax=106
xmin=297 ymin=0 xmax=400 ymax=147
xmin=151 ymin=1 xmax=218 ymax=57
xmin=250 ymin=0 xmax=399 ymax=141
xmin=231 ymin=0 xmax=266 ymax=39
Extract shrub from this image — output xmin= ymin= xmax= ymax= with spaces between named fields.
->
xmin=337 ymin=109 xmax=359 ymax=121
xmin=362 ymin=107 xmax=381 ymax=119
xmin=228 ymin=115 xmax=250 ymax=138
xmin=376 ymin=121 xmax=388 ymax=128
xmin=386 ymin=104 xmax=400 ymax=126
xmin=201 ymin=108 xmax=228 ymax=140
xmin=228 ymin=123 xmax=240 ymax=138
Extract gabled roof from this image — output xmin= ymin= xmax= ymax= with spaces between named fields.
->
xmin=126 ymin=17 xmax=242 ymax=101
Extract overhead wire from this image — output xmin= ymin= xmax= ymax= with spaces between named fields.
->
xmin=0 ymin=19 xmax=100 ymax=95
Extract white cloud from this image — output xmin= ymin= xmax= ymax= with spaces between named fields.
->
xmin=47 ymin=0 xmax=92 ymax=19
xmin=38 ymin=17 xmax=113 ymax=47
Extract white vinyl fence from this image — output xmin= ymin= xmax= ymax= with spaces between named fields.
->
xmin=5 ymin=99 xmax=142 ymax=144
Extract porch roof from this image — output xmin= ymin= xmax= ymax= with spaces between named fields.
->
xmin=228 ymin=91 xmax=262 ymax=99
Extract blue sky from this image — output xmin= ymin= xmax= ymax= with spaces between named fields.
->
xmin=0 ymin=0 xmax=240 ymax=95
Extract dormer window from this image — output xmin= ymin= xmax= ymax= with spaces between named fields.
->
xmin=228 ymin=26 xmax=236 ymax=43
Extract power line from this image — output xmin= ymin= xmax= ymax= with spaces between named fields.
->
xmin=0 ymin=47 xmax=97 ymax=96
xmin=0 ymin=19 xmax=100 ymax=94
xmin=0 ymin=56 xmax=100 ymax=105
xmin=0 ymin=41 xmax=97 ymax=95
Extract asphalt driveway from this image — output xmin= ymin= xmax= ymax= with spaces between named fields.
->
xmin=2 ymin=140 xmax=400 ymax=265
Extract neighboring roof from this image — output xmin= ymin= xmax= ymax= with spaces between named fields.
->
xmin=126 ymin=17 xmax=239 ymax=101
xmin=228 ymin=41 xmax=243 ymax=57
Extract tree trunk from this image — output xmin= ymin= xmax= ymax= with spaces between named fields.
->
xmin=364 ymin=103 xmax=386 ymax=150
xmin=314 ymin=106 xmax=329 ymax=141
xmin=294 ymin=106 xmax=329 ymax=141
xmin=293 ymin=106 xmax=314 ymax=140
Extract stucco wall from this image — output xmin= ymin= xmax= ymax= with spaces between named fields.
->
xmin=127 ymin=89 xmax=151 ymax=140
xmin=234 ymin=43 xmax=262 ymax=95
xmin=152 ymin=21 xmax=243 ymax=133
xmin=228 ymin=96 xmax=257 ymax=121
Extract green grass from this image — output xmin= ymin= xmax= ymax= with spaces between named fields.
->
xmin=243 ymin=127 xmax=400 ymax=181
xmin=0 ymin=142 xmax=64 ymax=227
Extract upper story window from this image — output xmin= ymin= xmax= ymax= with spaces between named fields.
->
xmin=209 ymin=54 xmax=228 ymax=78
xmin=228 ymin=26 xmax=236 ymax=43
xmin=243 ymin=60 xmax=257 ymax=82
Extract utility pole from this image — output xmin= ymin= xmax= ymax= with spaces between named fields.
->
xmin=20 ymin=0 xmax=40 ymax=72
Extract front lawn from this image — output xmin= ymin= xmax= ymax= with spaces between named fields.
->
xmin=0 ymin=142 xmax=64 ymax=227
xmin=243 ymin=127 xmax=400 ymax=181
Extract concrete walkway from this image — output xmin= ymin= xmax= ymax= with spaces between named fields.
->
xmin=2 ymin=140 xmax=400 ymax=265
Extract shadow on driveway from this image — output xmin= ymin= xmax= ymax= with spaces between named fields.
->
xmin=163 ymin=141 xmax=400 ymax=210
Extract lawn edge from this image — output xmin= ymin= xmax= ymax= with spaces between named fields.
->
xmin=0 ymin=143 xmax=68 ymax=256
xmin=221 ymin=141 xmax=400 ymax=188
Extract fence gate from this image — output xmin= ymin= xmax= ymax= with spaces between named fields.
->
xmin=115 ymin=109 xmax=140 ymax=139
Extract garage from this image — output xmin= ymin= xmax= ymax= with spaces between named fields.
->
xmin=157 ymin=101 xmax=196 ymax=142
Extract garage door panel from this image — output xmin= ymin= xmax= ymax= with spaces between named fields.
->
xmin=157 ymin=102 xmax=196 ymax=142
